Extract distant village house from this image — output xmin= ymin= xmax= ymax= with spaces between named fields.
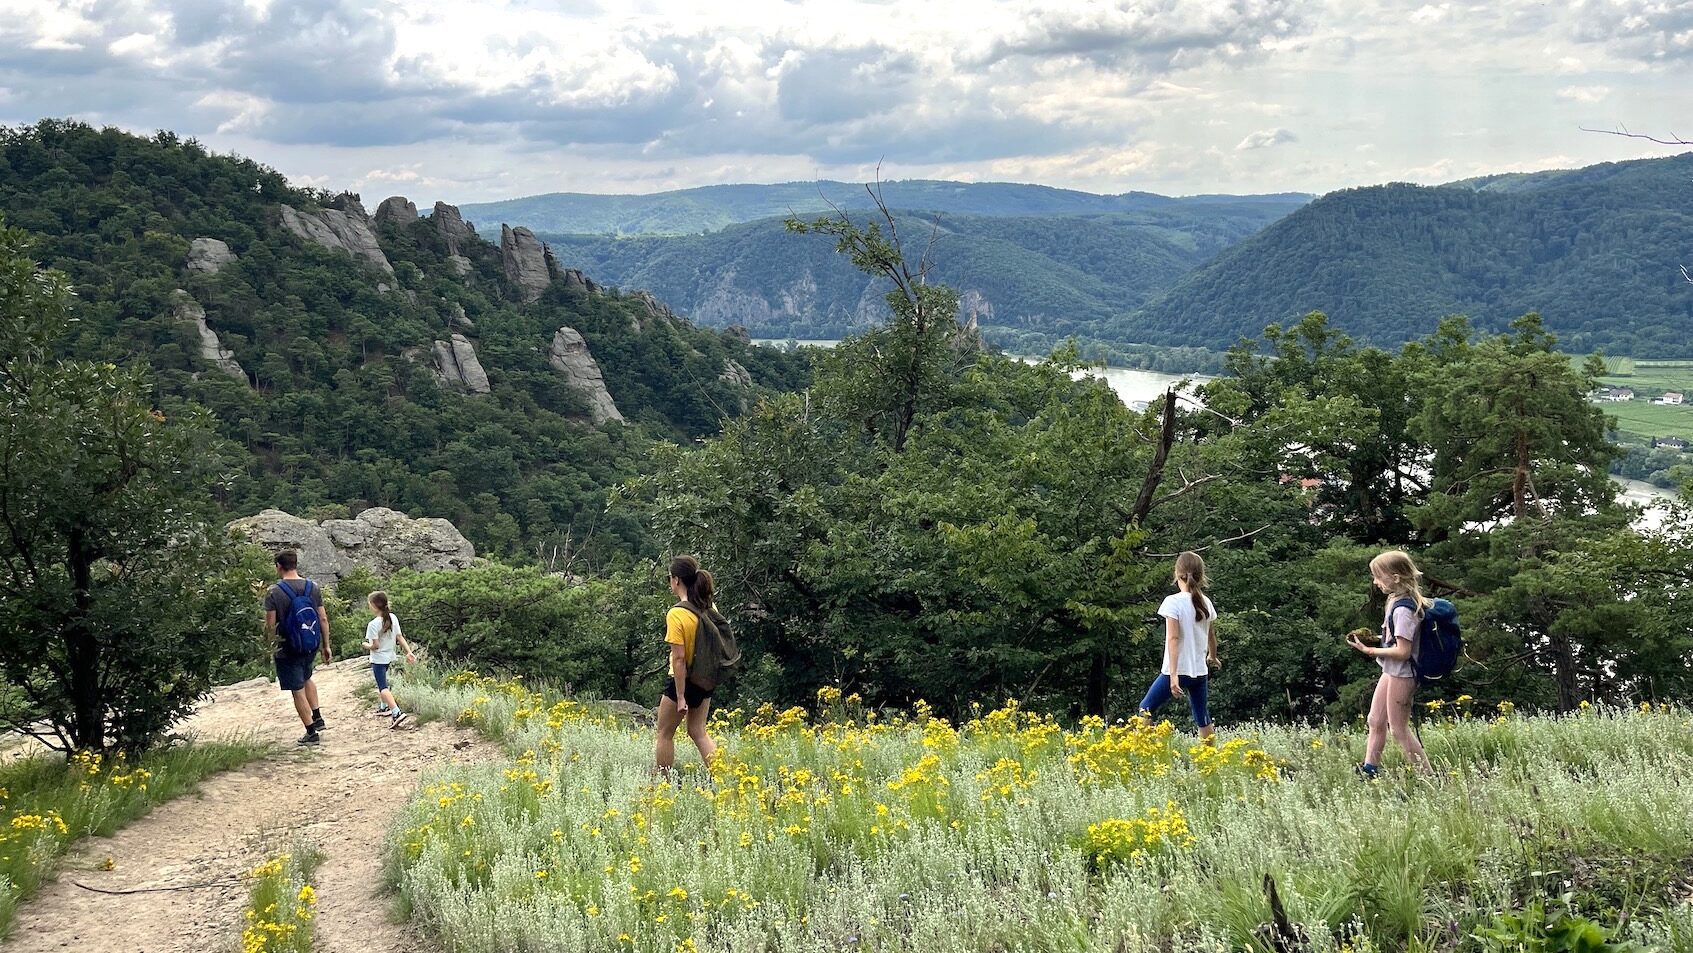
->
xmin=1655 ymin=392 xmax=1684 ymax=405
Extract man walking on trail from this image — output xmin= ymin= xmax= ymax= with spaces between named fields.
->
xmin=266 ymin=550 xmax=332 ymax=745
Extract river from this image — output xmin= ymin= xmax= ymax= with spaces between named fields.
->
xmin=751 ymin=339 xmax=1208 ymax=410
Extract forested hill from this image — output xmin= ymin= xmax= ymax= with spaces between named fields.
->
xmin=0 ymin=120 xmax=808 ymax=562
xmin=460 ymin=179 xmax=1310 ymax=237
xmin=1124 ymin=151 xmax=1693 ymax=355
xmin=541 ymin=200 xmax=1300 ymax=350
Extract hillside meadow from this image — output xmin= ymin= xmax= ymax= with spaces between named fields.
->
xmin=384 ymin=671 xmax=1693 ymax=953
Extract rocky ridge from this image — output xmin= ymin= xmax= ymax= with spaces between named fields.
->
xmin=226 ymin=507 xmax=477 ymax=585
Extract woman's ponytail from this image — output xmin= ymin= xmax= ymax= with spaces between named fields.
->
xmin=669 ymin=555 xmax=715 ymax=610
xmin=1174 ymin=551 xmax=1211 ymax=621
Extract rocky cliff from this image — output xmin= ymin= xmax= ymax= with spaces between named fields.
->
xmin=186 ymin=237 xmax=237 ymax=275
xmin=501 ymin=224 xmax=553 ymax=301
xmin=430 ymin=333 xmax=492 ymax=394
xmin=279 ymin=204 xmax=395 ymax=275
xmin=374 ymin=196 xmax=419 ymax=227
xmin=548 ymin=327 xmax=624 ymax=424
xmin=432 ymin=201 xmax=476 ymax=256
xmin=227 ymin=507 xmax=477 ymax=585
xmin=172 ymin=291 xmax=246 ymax=382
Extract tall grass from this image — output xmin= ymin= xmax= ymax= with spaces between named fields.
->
xmin=0 ymin=738 xmax=269 ymax=935
xmin=391 ymin=675 xmax=1693 ymax=952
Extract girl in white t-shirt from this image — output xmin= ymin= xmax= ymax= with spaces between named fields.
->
xmin=362 ymin=590 xmax=416 ymax=729
xmin=1346 ymin=550 xmax=1431 ymax=776
xmin=1137 ymin=551 xmax=1219 ymax=740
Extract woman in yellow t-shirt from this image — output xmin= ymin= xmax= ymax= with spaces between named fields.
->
xmin=655 ymin=554 xmax=718 ymax=770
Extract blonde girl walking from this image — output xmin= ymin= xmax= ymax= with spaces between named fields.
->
xmin=1137 ymin=551 xmax=1219 ymax=741
xmin=1347 ymin=550 xmax=1432 ymax=776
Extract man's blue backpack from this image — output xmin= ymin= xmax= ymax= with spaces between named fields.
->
xmin=279 ymin=579 xmax=323 ymax=656
xmin=1391 ymin=596 xmax=1462 ymax=684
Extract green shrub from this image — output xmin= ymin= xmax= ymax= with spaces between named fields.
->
xmin=380 ymin=562 xmax=668 ymax=699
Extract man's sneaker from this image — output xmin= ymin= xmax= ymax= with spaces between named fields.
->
xmin=373 ymin=705 xmax=392 ymax=716
xmin=1355 ymin=762 xmax=1381 ymax=780
xmin=297 ymin=730 xmax=321 ymax=746
xmin=310 ymin=717 xmax=327 ymax=732
xmin=390 ymin=710 xmax=410 ymax=730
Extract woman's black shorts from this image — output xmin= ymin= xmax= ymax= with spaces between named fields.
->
xmin=661 ymin=680 xmax=714 ymax=708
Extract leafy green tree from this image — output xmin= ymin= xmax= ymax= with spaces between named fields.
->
xmin=0 ymin=219 xmax=256 ymax=752
xmin=788 ymin=189 xmax=971 ymax=452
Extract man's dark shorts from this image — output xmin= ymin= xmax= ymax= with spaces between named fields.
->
xmin=661 ymin=680 xmax=714 ymax=709
xmin=276 ymin=652 xmax=316 ymax=692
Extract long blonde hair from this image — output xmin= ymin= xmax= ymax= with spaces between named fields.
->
xmin=368 ymin=590 xmax=393 ymax=634
xmin=1369 ymin=550 xmax=1430 ymax=614
xmin=1174 ymin=551 xmax=1211 ymax=621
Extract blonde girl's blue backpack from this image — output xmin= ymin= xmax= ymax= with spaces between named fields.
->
xmin=1390 ymin=597 xmax=1463 ymax=684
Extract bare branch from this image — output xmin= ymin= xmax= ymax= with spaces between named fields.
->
xmin=1143 ymin=524 xmax=1273 ymax=558
xmin=1580 ymin=124 xmax=1692 ymax=146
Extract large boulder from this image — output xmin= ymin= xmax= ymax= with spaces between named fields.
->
xmin=374 ymin=196 xmax=419 ymax=227
xmin=172 ymin=291 xmax=246 ymax=382
xmin=319 ymin=507 xmax=477 ymax=577
xmin=227 ymin=510 xmax=352 ymax=582
xmin=430 ymin=333 xmax=492 ymax=394
xmin=548 ymin=327 xmax=624 ymax=424
xmin=500 ymin=224 xmax=553 ymax=302
xmin=228 ymin=507 xmax=476 ymax=585
xmin=278 ymin=204 xmax=395 ymax=275
xmin=432 ymin=202 xmax=476 ymax=256
xmin=186 ymin=237 xmax=237 ymax=275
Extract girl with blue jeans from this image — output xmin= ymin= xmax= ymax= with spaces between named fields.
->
xmin=1138 ymin=551 xmax=1219 ymax=741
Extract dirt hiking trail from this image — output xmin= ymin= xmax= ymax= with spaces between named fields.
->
xmin=2 ymin=660 xmax=489 ymax=953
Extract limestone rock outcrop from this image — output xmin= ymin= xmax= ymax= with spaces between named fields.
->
xmin=172 ymin=291 xmax=246 ymax=382
xmin=501 ymin=225 xmax=553 ymax=301
xmin=447 ymin=302 xmax=474 ymax=332
xmin=720 ymin=359 xmax=753 ymax=389
xmin=723 ymin=325 xmax=752 ymax=344
xmin=374 ymin=196 xmax=418 ymax=227
xmin=186 ymin=237 xmax=237 ymax=275
xmin=430 ymin=333 xmax=491 ymax=394
xmin=560 ymin=268 xmax=598 ymax=293
xmin=548 ymin=327 xmax=624 ymax=424
xmin=278 ymin=204 xmax=394 ymax=275
xmin=432 ymin=202 xmax=476 ymax=255
xmin=227 ymin=507 xmax=476 ymax=585
xmin=446 ymin=255 xmax=473 ymax=277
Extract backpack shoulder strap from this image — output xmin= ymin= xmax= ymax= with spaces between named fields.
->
xmin=674 ymin=601 xmax=700 ymax=619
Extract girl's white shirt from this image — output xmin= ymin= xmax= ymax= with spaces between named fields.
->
xmin=366 ymin=613 xmax=401 ymax=664
xmin=1159 ymin=592 xmax=1216 ymax=677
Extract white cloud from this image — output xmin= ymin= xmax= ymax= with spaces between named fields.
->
xmin=1409 ymin=5 xmax=1450 ymax=25
xmin=1236 ymin=128 xmax=1298 ymax=150
xmin=0 ymin=0 xmax=1688 ymax=202
xmin=1556 ymin=84 xmax=1612 ymax=102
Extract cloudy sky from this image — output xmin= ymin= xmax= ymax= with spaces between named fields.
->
xmin=2 ymin=0 xmax=1690 ymax=204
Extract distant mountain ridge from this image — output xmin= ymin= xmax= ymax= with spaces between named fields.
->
xmin=460 ymin=179 xmax=1312 ymax=237
xmin=540 ymin=200 xmax=1304 ymax=350
xmin=1124 ymin=151 xmax=1693 ymax=356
